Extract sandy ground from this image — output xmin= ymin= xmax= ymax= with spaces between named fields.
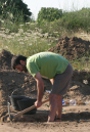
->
xmin=0 ymin=104 xmax=90 ymax=132
xmin=0 ymin=121 xmax=90 ymax=132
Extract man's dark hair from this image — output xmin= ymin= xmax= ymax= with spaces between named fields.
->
xmin=11 ymin=55 xmax=27 ymax=69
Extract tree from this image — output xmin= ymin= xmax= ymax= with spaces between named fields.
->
xmin=37 ymin=7 xmax=62 ymax=23
xmin=0 ymin=0 xmax=32 ymax=22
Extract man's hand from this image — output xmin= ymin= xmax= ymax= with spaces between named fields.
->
xmin=34 ymin=100 xmax=42 ymax=108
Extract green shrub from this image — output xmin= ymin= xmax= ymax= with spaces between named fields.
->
xmin=37 ymin=7 xmax=62 ymax=23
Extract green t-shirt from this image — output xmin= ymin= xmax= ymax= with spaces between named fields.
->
xmin=26 ymin=52 xmax=69 ymax=79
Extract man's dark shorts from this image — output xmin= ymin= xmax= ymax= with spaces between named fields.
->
xmin=51 ymin=64 xmax=73 ymax=95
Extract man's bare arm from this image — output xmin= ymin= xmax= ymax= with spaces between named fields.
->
xmin=35 ymin=72 xmax=44 ymax=102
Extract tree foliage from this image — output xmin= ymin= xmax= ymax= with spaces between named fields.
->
xmin=37 ymin=7 xmax=62 ymax=23
xmin=0 ymin=0 xmax=32 ymax=22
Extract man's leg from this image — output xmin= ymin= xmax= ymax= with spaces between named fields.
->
xmin=48 ymin=93 xmax=57 ymax=122
xmin=48 ymin=79 xmax=62 ymax=122
xmin=55 ymin=95 xmax=62 ymax=120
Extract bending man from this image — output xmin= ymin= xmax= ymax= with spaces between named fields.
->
xmin=11 ymin=51 xmax=73 ymax=122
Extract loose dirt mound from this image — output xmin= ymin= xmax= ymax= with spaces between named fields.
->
xmin=0 ymin=37 xmax=90 ymax=122
xmin=0 ymin=70 xmax=37 ymax=119
xmin=49 ymin=36 xmax=90 ymax=60
xmin=0 ymin=50 xmax=37 ymax=119
xmin=0 ymin=49 xmax=13 ymax=71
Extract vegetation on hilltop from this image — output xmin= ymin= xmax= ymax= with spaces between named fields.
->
xmin=0 ymin=6 xmax=90 ymax=70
